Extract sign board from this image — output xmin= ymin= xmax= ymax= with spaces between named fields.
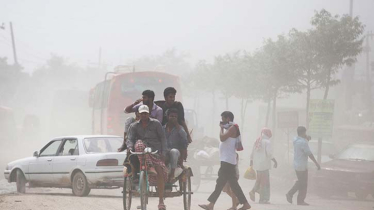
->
xmin=278 ymin=111 xmax=299 ymax=129
xmin=308 ymin=99 xmax=335 ymax=138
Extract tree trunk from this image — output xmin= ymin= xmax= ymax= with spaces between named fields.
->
xmin=240 ymin=98 xmax=249 ymax=132
xmin=323 ymin=69 xmax=332 ymax=100
xmin=265 ymin=96 xmax=271 ymax=127
xmin=271 ymin=91 xmax=277 ymax=141
xmin=306 ymin=80 xmax=311 ymax=129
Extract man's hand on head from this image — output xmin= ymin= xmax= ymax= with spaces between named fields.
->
xmin=134 ymin=98 xmax=143 ymax=105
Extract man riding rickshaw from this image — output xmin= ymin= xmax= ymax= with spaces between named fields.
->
xmin=121 ymin=104 xmax=192 ymax=210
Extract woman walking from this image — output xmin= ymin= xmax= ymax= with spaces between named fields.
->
xmin=249 ymin=128 xmax=277 ymax=204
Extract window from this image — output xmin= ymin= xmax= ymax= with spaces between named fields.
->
xmin=337 ymin=145 xmax=374 ymax=161
xmin=59 ymin=139 xmax=79 ymax=156
xmin=84 ymin=137 xmax=122 ymax=153
xmin=40 ymin=140 xmax=62 ymax=157
xmin=120 ymin=76 xmax=172 ymax=100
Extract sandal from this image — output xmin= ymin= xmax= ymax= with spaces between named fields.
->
xmin=158 ymin=204 xmax=166 ymax=210
xmin=198 ymin=204 xmax=212 ymax=210
xmin=237 ymin=206 xmax=251 ymax=210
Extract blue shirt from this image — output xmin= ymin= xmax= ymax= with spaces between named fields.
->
xmin=163 ymin=125 xmax=188 ymax=152
xmin=293 ymin=136 xmax=312 ymax=171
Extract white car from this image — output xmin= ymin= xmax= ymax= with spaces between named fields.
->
xmin=4 ymin=135 xmax=126 ymax=196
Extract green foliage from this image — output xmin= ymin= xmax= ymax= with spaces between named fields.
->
xmin=310 ymin=9 xmax=365 ymax=98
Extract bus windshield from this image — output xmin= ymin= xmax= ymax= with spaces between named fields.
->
xmin=120 ymin=75 xmax=175 ymax=100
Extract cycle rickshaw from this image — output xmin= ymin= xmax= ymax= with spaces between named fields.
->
xmin=187 ymin=136 xmax=220 ymax=192
xmin=122 ymin=148 xmax=193 ymax=210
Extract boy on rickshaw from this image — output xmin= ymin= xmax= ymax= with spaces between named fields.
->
xmin=163 ymin=108 xmax=188 ymax=183
xmin=126 ymin=105 xmax=168 ymax=210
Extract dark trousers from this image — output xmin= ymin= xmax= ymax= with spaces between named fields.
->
xmin=124 ymin=153 xmax=140 ymax=175
xmin=287 ymin=170 xmax=308 ymax=204
xmin=208 ymin=161 xmax=248 ymax=204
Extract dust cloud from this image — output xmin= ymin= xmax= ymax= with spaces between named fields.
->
xmin=1 ymin=0 xmax=374 ymax=207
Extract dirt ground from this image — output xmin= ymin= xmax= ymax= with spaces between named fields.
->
xmin=1 ymin=177 xmax=373 ymax=210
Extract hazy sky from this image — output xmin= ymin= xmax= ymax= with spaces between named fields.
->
xmin=0 ymin=0 xmax=373 ymax=73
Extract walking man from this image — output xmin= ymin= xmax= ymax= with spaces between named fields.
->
xmin=249 ymin=127 xmax=277 ymax=204
xmin=199 ymin=111 xmax=251 ymax=210
xmin=286 ymin=126 xmax=320 ymax=206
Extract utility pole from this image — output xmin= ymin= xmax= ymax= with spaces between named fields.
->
xmin=349 ymin=0 xmax=353 ymax=16
xmin=9 ymin=22 xmax=18 ymax=65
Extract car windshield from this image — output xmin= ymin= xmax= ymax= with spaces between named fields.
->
xmin=84 ymin=137 xmax=122 ymax=153
xmin=336 ymin=145 xmax=374 ymax=161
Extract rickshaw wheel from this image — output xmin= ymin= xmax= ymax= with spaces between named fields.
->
xmin=122 ymin=176 xmax=132 ymax=210
xmin=183 ymin=174 xmax=192 ymax=210
xmin=139 ymin=171 xmax=147 ymax=210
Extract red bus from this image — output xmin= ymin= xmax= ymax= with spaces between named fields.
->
xmin=89 ymin=70 xmax=182 ymax=136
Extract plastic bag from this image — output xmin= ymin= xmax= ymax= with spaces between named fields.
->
xmin=243 ymin=166 xmax=256 ymax=180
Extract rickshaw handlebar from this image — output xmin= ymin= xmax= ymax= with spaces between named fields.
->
xmin=129 ymin=149 xmax=158 ymax=155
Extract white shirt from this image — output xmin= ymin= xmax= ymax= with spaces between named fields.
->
xmin=250 ymin=137 xmax=273 ymax=171
xmin=219 ymin=129 xmax=238 ymax=165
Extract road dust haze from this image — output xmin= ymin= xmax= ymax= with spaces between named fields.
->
xmin=1 ymin=1 xmax=374 ymax=210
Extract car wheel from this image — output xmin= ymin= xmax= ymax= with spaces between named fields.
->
xmin=72 ymin=171 xmax=90 ymax=197
xmin=355 ymin=191 xmax=369 ymax=200
xmin=16 ymin=170 xmax=26 ymax=193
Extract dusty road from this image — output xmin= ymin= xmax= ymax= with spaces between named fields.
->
xmin=1 ymin=177 xmax=373 ymax=210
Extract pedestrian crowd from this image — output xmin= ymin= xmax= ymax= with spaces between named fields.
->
xmin=118 ymin=86 xmax=321 ymax=210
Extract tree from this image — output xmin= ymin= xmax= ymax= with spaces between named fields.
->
xmin=212 ymin=52 xmax=242 ymax=110
xmin=235 ymin=52 xmax=258 ymax=130
xmin=311 ymin=9 xmax=365 ymax=100
xmin=289 ymin=29 xmax=324 ymax=127
xmin=0 ymin=57 xmax=27 ymax=105
xmin=32 ymin=54 xmax=82 ymax=89
xmin=190 ymin=60 xmax=219 ymax=133
xmin=254 ymin=35 xmax=300 ymax=130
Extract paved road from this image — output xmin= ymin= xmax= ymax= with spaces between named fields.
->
xmin=1 ymin=177 xmax=373 ymax=210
